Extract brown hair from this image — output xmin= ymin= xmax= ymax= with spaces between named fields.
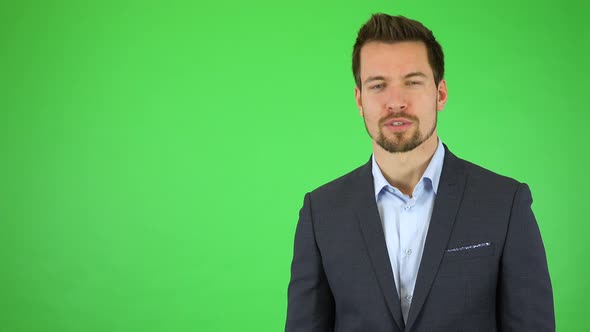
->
xmin=352 ymin=13 xmax=445 ymax=88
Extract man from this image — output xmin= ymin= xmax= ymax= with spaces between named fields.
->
xmin=286 ymin=13 xmax=554 ymax=332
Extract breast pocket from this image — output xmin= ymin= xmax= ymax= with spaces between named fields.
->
xmin=438 ymin=242 xmax=497 ymax=278
xmin=436 ymin=242 xmax=499 ymax=315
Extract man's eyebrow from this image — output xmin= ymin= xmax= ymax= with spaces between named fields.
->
xmin=363 ymin=76 xmax=387 ymax=85
xmin=404 ymin=72 xmax=428 ymax=79
xmin=363 ymin=72 xmax=427 ymax=85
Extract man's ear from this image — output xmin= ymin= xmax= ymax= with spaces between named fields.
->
xmin=354 ymin=85 xmax=363 ymax=116
xmin=436 ymin=79 xmax=448 ymax=111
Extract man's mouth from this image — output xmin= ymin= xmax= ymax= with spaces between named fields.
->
xmin=385 ymin=118 xmax=413 ymax=126
xmin=383 ymin=117 xmax=414 ymax=131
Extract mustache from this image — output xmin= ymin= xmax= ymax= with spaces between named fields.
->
xmin=379 ymin=113 xmax=419 ymax=126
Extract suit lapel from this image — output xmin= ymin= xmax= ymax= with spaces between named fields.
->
xmin=405 ymin=147 xmax=467 ymax=331
xmin=354 ymin=160 xmax=405 ymax=331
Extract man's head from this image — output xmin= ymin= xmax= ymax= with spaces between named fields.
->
xmin=352 ymin=14 xmax=445 ymax=90
xmin=352 ymin=14 xmax=448 ymax=154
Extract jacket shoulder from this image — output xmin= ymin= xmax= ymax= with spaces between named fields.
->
xmin=457 ymin=156 xmax=524 ymax=194
xmin=306 ymin=161 xmax=371 ymax=209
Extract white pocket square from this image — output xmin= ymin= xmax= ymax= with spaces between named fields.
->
xmin=446 ymin=242 xmax=492 ymax=253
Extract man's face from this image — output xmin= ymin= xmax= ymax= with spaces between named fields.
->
xmin=354 ymin=41 xmax=448 ymax=153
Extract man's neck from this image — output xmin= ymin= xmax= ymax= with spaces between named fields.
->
xmin=373 ymin=133 xmax=439 ymax=197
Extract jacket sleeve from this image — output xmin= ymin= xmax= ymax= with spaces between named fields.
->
xmin=286 ymin=193 xmax=335 ymax=332
xmin=498 ymin=183 xmax=555 ymax=331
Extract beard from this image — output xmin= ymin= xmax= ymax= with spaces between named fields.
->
xmin=363 ymin=111 xmax=437 ymax=153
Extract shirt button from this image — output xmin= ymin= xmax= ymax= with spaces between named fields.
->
xmin=403 ymin=205 xmax=410 ymax=211
xmin=406 ymin=295 xmax=413 ymax=301
xmin=405 ymin=249 xmax=412 ymax=256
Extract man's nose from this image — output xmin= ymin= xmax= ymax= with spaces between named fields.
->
xmin=385 ymin=89 xmax=408 ymax=112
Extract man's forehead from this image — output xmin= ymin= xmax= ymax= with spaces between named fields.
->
xmin=360 ymin=40 xmax=428 ymax=57
xmin=359 ymin=41 xmax=431 ymax=78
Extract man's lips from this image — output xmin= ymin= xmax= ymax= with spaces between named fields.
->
xmin=383 ymin=117 xmax=414 ymax=126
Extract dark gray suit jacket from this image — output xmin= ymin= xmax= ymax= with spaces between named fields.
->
xmin=286 ymin=146 xmax=554 ymax=332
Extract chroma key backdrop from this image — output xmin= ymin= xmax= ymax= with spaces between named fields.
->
xmin=0 ymin=0 xmax=587 ymax=331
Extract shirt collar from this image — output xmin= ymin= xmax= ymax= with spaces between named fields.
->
xmin=372 ymin=138 xmax=445 ymax=199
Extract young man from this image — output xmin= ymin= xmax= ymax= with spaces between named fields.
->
xmin=286 ymin=14 xmax=554 ymax=331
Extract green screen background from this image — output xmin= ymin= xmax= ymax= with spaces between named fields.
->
xmin=1 ymin=0 xmax=588 ymax=331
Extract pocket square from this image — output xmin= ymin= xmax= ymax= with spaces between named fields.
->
xmin=446 ymin=242 xmax=492 ymax=253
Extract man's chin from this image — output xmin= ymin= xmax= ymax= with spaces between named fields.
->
xmin=377 ymin=124 xmax=437 ymax=154
xmin=376 ymin=137 xmax=424 ymax=154
xmin=378 ymin=143 xmax=420 ymax=154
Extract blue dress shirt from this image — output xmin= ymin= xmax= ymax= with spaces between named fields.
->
xmin=371 ymin=139 xmax=445 ymax=323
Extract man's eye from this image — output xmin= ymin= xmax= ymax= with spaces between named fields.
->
xmin=407 ymin=81 xmax=422 ymax=86
xmin=370 ymin=83 xmax=385 ymax=90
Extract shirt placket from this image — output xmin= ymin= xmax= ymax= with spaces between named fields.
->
xmin=399 ymin=184 xmax=423 ymax=320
